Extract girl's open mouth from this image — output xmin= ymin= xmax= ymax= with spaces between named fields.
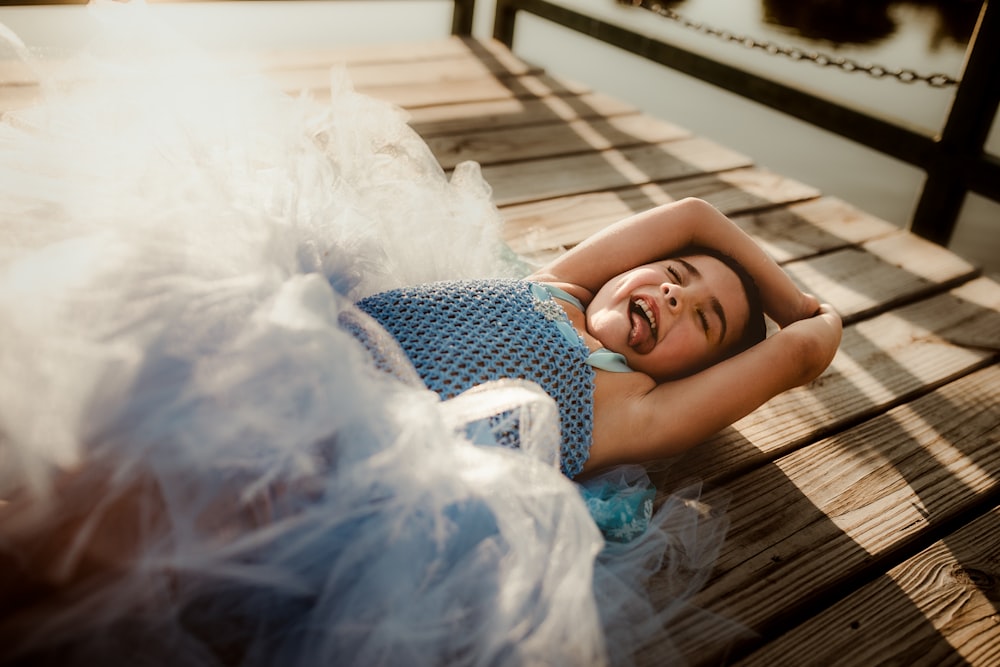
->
xmin=628 ymin=296 xmax=658 ymax=353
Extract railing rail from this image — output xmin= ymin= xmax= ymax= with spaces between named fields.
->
xmin=493 ymin=0 xmax=999 ymax=246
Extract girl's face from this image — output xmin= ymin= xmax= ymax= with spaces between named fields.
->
xmin=586 ymin=255 xmax=751 ymax=380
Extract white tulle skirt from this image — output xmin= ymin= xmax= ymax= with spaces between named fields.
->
xmin=0 ymin=4 xmax=736 ymax=665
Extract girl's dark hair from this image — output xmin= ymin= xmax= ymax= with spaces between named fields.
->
xmin=672 ymin=245 xmax=767 ymax=359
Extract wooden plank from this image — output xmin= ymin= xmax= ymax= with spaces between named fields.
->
xmin=503 ymin=189 xmax=896 ymax=260
xmin=0 ymin=84 xmax=36 ymax=113
xmin=344 ymin=72 xmax=592 ymax=109
xmin=0 ymin=55 xmax=125 ymax=88
xmin=427 ymin=112 xmax=691 ymax=169
xmin=644 ymin=365 xmax=1000 ymax=666
xmin=0 ymin=37 xmax=527 ymax=85
xmin=783 ymin=232 xmax=979 ymax=323
xmin=503 ymin=173 xmax=821 ymax=259
xmin=730 ymin=196 xmax=900 ymax=264
xmin=484 ymin=137 xmax=754 ymax=207
xmin=246 ymin=36 xmax=527 ymax=71
xmin=0 ymin=41 xmax=571 ymax=114
xmin=1 ymin=36 xmax=540 ymax=112
xmin=268 ymin=55 xmax=541 ymax=94
xmin=735 ymin=504 xmax=1000 ymax=666
xmin=0 ymin=36 xmax=514 ymax=85
xmin=934 ymin=284 xmax=1000 ymax=354
xmin=6 ymin=70 xmax=584 ymax=115
xmin=408 ymin=92 xmax=638 ymax=137
xmin=653 ymin=277 xmax=1000 ymax=486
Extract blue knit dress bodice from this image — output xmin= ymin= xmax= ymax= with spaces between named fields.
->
xmin=355 ymin=279 xmax=595 ymax=478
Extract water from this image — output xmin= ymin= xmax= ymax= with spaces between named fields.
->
xmin=1 ymin=0 xmax=996 ymax=273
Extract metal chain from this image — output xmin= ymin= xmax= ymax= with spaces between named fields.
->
xmin=617 ymin=0 xmax=960 ymax=87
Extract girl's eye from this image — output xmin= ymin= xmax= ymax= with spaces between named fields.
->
xmin=668 ymin=266 xmax=682 ymax=283
xmin=697 ymin=308 xmax=709 ymax=333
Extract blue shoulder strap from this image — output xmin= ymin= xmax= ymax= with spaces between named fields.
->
xmin=585 ymin=349 xmax=632 ymax=373
xmin=532 ymin=283 xmax=632 ymax=373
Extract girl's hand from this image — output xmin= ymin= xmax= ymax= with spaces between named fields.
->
xmin=798 ymin=292 xmax=822 ymax=321
xmin=782 ymin=303 xmax=842 ymax=385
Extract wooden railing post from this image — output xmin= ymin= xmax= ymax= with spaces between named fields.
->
xmin=493 ymin=0 xmax=518 ymax=47
xmin=451 ymin=0 xmax=475 ymax=36
xmin=910 ymin=1 xmax=1000 ymax=245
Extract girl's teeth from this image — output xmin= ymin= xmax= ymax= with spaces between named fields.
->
xmin=639 ymin=300 xmax=656 ymax=331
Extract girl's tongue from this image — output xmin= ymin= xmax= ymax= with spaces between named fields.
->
xmin=628 ymin=300 xmax=656 ymax=354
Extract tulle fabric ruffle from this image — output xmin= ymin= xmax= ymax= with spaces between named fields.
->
xmin=0 ymin=3 xmax=736 ymax=665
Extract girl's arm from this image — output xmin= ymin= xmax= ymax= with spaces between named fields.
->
xmin=529 ymin=197 xmax=816 ymax=327
xmin=529 ymin=197 xmax=843 ymax=470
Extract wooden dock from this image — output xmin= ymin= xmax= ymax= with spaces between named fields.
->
xmin=325 ymin=37 xmax=1000 ymax=667
xmin=5 ymin=35 xmax=1000 ymax=666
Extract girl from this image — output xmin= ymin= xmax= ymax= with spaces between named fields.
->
xmin=354 ymin=197 xmax=842 ymax=480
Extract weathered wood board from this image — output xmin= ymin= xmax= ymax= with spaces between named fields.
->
xmin=735 ymin=503 xmax=1000 ymax=666
xmin=655 ymin=365 xmax=1000 ymax=665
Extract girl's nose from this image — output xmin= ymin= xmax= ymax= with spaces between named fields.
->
xmin=662 ymin=283 xmax=684 ymax=312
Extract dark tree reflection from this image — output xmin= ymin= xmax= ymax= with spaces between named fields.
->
xmin=926 ymin=0 xmax=984 ymax=47
xmin=761 ymin=0 xmax=983 ymax=47
xmin=631 ymin=0 xmax=986 ymax=48
xmin=763 ymin=0 xmax=896 ymax=45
